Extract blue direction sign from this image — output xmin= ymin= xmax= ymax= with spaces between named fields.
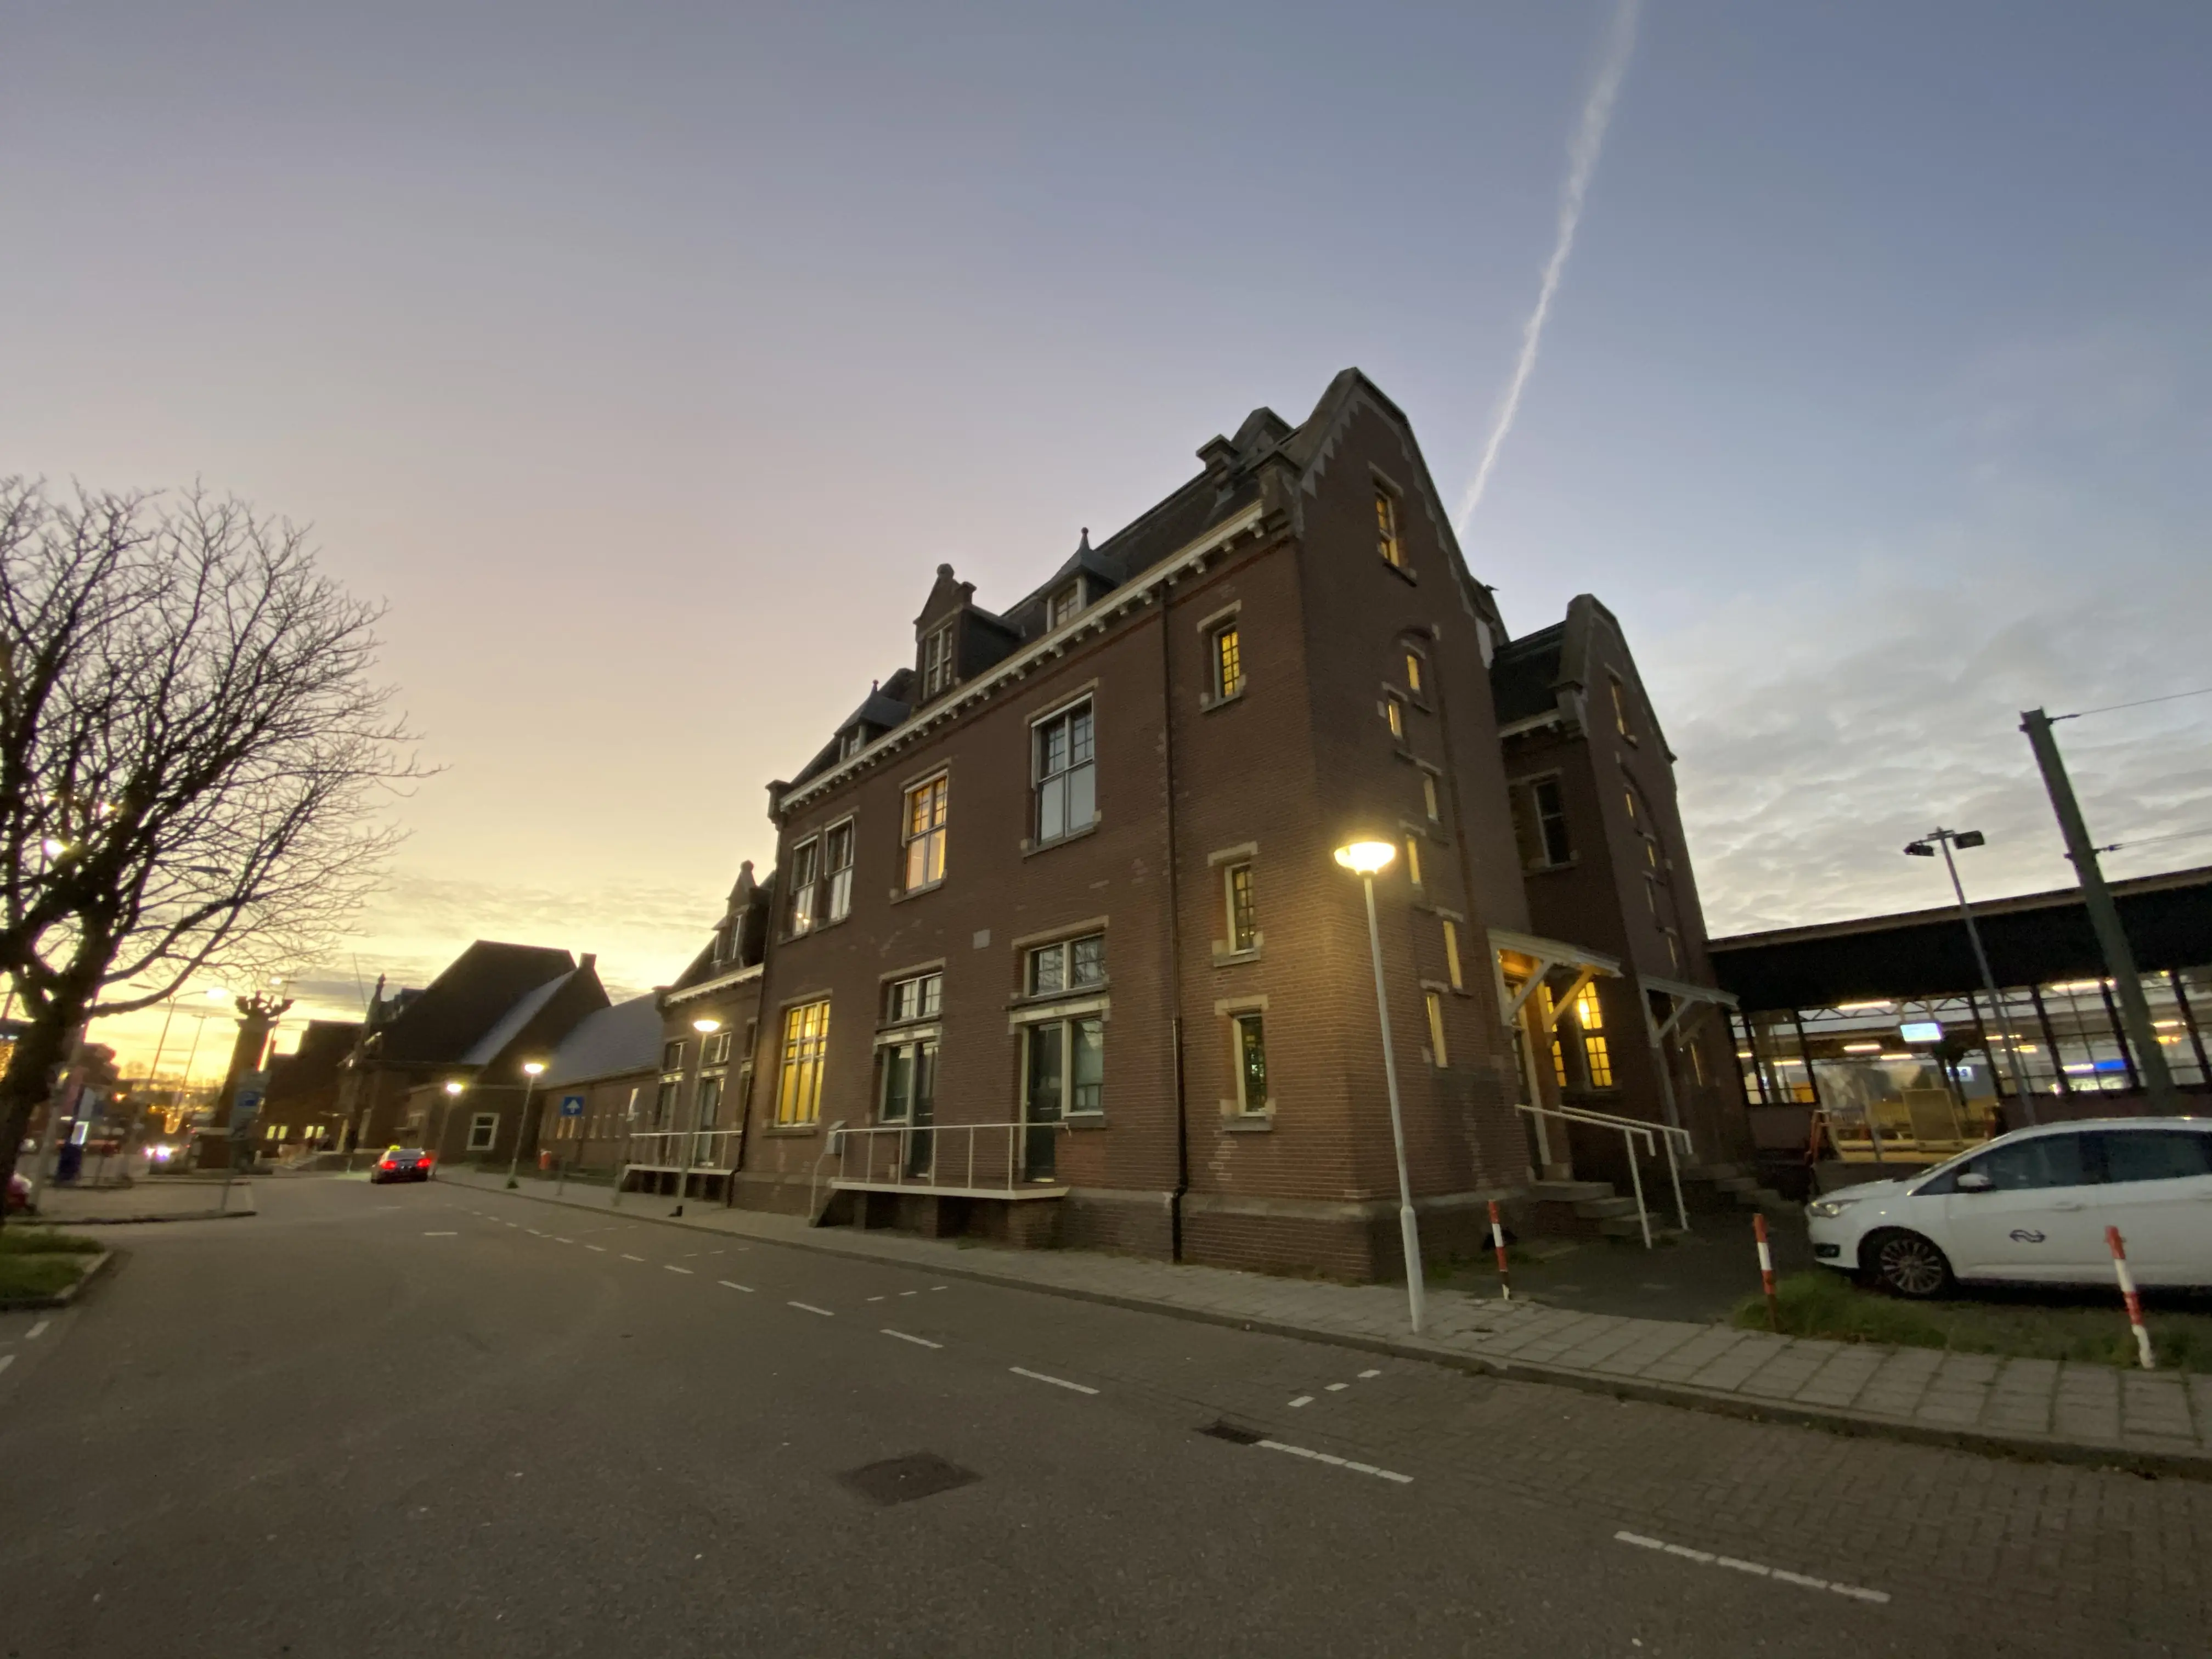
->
xmin=229 ymin=1069 xmax=268 ymax=1141
xmin=558 ymin=1094 xmax=585 ymax=1119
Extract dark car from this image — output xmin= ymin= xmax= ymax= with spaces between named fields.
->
xmin=369 ymin=1147 xmax=435 ymax=1184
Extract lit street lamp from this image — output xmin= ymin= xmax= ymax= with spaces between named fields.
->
xmin=1334 ymin=837 xmax=1425 ymax=1334
xmin=672 ymin=1017 xmax=723 ymax=1213
xmin=1904 ymin=828 xmax=2035 ymax=1123
xmin=435 ymin=1078 xmax=465 ymax=1169
xmin=506 ymin=1060 xmax=546 ymax=1189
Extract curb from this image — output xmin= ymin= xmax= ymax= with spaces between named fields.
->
xmin=448 ymin=1175 xmax=2212 ymax=1483
xmin=0 ymin=1248 xmax=115 ymax=1312
xmin=29 ymin=1207 xmax=256 ymax=1227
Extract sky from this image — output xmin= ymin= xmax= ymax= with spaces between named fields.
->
xmin=3 ymin=1 xmax=2207 ymax=1074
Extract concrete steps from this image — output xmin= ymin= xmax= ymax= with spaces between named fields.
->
xmin=1680 ymin=1162 xmax=1797 ymax=1218
xmin=1528 ymin=1179 xmax=1684 ymax=1245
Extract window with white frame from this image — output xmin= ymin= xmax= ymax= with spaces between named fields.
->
xmin=921 ymin=623 xmax=955 ymax=698
xmin=840 ymin=727 xmax=864 ymax=761
xmin=468 ymin=1113 xmax=498 ymax=1151
xmin=702 ymin=1030 xmax=732 ymax=1065
xmin=879 ymin=1034 xmax=936 ymax=1124
xmin=1442 ymin=919 xmax=1463 ymax=991
xmin=653 ymin=1074 xmax=679 ymax=1128
xmin=662 ymin=1039 xmax=685 ymax=1072
xmin=787 ymin=836 xmax=820 ymax=935
xmin=1510 ymin=776 xmax=1573 ymax=870
xmin=1028 ymin=932 xmax=1105 ymax=996
xmin=1421 ymin=772 xmax=1441 ymax=823
xmin=823 ymin=820 xmax=854 ymax=922
xmin=1232 ymin=1011 xmax=1268 ymax=1114
xmin=1049 ymin=581 xmax=1084 ymax=629
xmin=885 ymin=971 xmax=942 ymax=1024
xmin=1033 ymin=701 xmax=1096 ymax=844
xmin=1211 ymin=622 xmax=1244 ymax=699
xmin=1424 ymin=991 xmax=1449 ymax=1068
xmin=696 ymin=1071 xmax=724 ymax=1128
xmin=903 ymin=775 xmax=948 ymax=891
xmin=775 ymin=1000 xmax=831 ymax=1125
xmin=1224 ymin=862 xmax=1257 ymax=953
xmin=1025 ymin=1014 xmax=1104 ymax=1122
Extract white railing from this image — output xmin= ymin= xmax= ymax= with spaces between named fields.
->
xmin=1516 ymin=1102 xmax=1692 ymax=1249
xmin=827 ymin=1121 xmax=1069 ymax=1197
xmin=625 ymin=1129 xmax=741 ymax=1171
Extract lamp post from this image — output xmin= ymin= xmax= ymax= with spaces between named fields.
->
xmin=505 ymin=1060 xmax=546 ymax=1189
xmin=1334 ymin=838 xmax=1425 ymax=1334
xmin=1905 ymin=828 xmax=2035 ymax=1124
xmin=672 ymin=1017 xmax=721 ymax=1214
xmin=435 ymin=1079 xmax=465 ymax=1169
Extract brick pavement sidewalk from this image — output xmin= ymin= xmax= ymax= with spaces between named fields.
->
xmin=436 ymin=1167 xmax=2212 ymax=1477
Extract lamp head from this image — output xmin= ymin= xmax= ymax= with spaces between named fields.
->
xmin=443 ymin=1080 xmax=465 ymax=1096
xmin=523 ymin=1061 xmax=545 ymax=1077
xmin=1953 ymin=830 xmax=1986 ymax=849
xmin=1333 ymin=839 xmax=1397 ymax=877
xmin=1903 ymin=842 xmax=1936 ymax=858
xmin=693 ymin=1017 xmax=723 ymax=1034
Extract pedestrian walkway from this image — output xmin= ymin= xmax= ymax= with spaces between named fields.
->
xmin=29 ymin=1178 xmax=255 ymax=1226
xmin=435 ymin=1167 xmax=2212 ymax=1475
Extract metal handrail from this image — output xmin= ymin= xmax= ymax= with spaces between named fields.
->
xmin=625 ymin=1128 xmax=740 ymax=1171
xmin=1515 ymin=1102 xmax=1692 ymax=1247
xmin=829 ymin=1120 xmax=1070 ymax=1195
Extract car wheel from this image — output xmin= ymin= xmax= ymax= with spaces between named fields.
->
xmin=1865 ymin=1229 xmax=1952 ymax=1299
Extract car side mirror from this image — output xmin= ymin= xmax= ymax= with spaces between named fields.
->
xmin=1955 ymin=1171 xmax=1993 ymax=1193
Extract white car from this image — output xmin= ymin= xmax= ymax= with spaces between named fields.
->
xmin=1805 ymin=1118 xmax=2212 ymax=1297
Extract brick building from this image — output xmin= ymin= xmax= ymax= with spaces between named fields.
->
xmin=253 ymin=1019 xmax=361 ymax=1153
xmin=705 ymin=370 xmax=1740 ymax=1279
xmin=528 ymin=993 xmax=661 ymax=1178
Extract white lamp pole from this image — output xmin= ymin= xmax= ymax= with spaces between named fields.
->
xmin=1336 ymin=839 xmax=1425 ymax=1334
xmin=505 ymin=1060 xmax=546 ymax=1188
xmin=674 ymin=1017 xmax=722 ymax=1212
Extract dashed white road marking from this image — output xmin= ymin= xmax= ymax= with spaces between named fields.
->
xmin=718 ymin=1280 xmax=754 ymax=1293
xmin=620 ymin=1254 xmax=646 ymax=1262
xmin=1358 ymin=1369 xmax=1381 ymax=1379
xmin=664 ymin=1265 xmax=693 ymax=1276
xmin=866 ymin=1296 xmax=885 ymax=1302
xmin=585 ymin=1245 xmax=606 ymax=1252
xmin=899 ymin=1290 xmax=917 ymax=1297
xmin=505 ymin=1222 xmax=519 ymax=1228
xmin=882 ymin=1329 xmax=942 ymax=1349
xmin=422 ymin=1231 xmax=458 ymax=1237
xmin=930 ymin=1285 xmax=947 ymax=1291
xmin=1324 ymin=1383 xmax=1348 ymax=1392
xmin=27 ymin=1321 xmax=51 ymax=1339
xmin=789 ymin=1301 xmax=834 ymax=1317
xmin=1010 ymin=1367 xmax=1097 ymax=1395
xmin=0 ymin=1354 xmax=14 ymax=1376
xmin=1289 ymin=1396 xmax=1314 ymax=1409
xmin=526 ymin=1229 xmax=545 ymax=1237
xmin=553 ymin=1237 xmax=573 ymax=1244
xmin=1257 ymin=1439 xmax=1411 ymax=1484
xmin=1613 ymin=1531 xmax=1889 ymax=1605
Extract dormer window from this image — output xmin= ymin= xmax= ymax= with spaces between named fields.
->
xmin=1049 ymin=581 xmax=1084 ymax=630
xmin=838 ymin=727 xmax=864 ymax=761
xmin=921 ymin=623 xmax=955 ymax=698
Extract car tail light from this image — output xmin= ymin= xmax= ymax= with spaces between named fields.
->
xmin=421 ymin=1154 xmax=435 ymax=1165
xmin=377 ymin=1160 xmax=395 ymax=1170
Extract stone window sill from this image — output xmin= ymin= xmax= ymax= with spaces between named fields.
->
xmin=1210 ymin=944 xmax=1262 ymax=968
xmin=1023 ymin=819 xmax=1102 ymax=859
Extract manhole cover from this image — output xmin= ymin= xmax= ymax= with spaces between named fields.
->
xmin=1198 ymin=1420 xmax=1263 ymax=1446
xmin=838 ymin=1452 xmax=981 ymax=1506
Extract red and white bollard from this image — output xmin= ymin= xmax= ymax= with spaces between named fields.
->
xmin=1753 ymin=1212 xmax=1780 ymax=1331
xmin=1488 ymin=1199 xmax=1512 ymax=1300
xmin=2106 ymin=1225 xmax=2157 ymax=1371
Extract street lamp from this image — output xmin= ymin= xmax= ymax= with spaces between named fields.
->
xmin=505 ymin=1060 xmax=546 ymax=1189
xmin=672 ymin=1017 xmax=724 ymax=1211
xmin=1334 ymin=837 xmax=1425 ymax=1334
xmin=1904 ymin=828 xmax=2035 ymax=1124
xmin=435 ymin=1078 xmax=465 ymax=1167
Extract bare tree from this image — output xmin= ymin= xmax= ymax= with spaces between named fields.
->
xmin=0 ymin=479 xmax=420 ymax=1211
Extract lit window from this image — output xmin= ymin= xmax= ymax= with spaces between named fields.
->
xmin=1212 ymin=624 xmax=1244 ymax=699
xmin=1034 ymin=701 xmax=1097 ymax=844
xmin=787 ymin=837 xmax=820 ymax=935
xmin=903 ymin=776 xmax=948 ymax=890
xmin=1422 ymin=773 xmax=1440 ymax=823
xmin=824 ymin=821 xmax=854 ymax=923
xmin=885 ymin=972 xmax=942 ymax=1024
xmin=1029 ymin=933 xmax=1105 ymax=996
xmin=1376 ymin=490 xmax=1402 ymax=567
xmin=1233 ymin=1012 xmax=1268 ymax=1114
xmin=1443 ymin=920 xmax=1462 ymax=991
xmin=1226 ymin=862 xmax=1257 ymax=952
xmin=1611 ymin=677 xmax=1632 ymax=738
xmin=1386 ymin=696 xmax=1404 ymax=738
xmin=1404 ymin=837 xmax=1423 ymax=887
xmin=921 ymin=623 xmax=955 ymax=698
xmin=1049 ymin=582 xmax=1084 ymax=629
xmin=1405 ymin=651 xmax=1424 ymax=695
xmin=1425 ymin=991 xmax=1448 ymax=1068
xmin=1576 ymin=983 xmax=1613 ymax=1087
xmin=775 ymin=1000 xmax=831 ymax=1125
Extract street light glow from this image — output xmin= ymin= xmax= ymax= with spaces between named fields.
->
xmin=693 ymin=1017 xmax=723 ymax=1034
xmin=443 ymin=1080 xmax=465 ymax=1096
xmin=523 ymin=1061 xmax=545 ymax=1076
xmin=1333 ymin=839 xmax=1397 ymax=876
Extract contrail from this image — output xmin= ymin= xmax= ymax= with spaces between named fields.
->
xmin=1455 ymin=0 xmax=1644 ymax=538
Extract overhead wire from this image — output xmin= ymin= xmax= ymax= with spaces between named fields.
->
xmin=2053 ymin=687 xmax=2212 ymax=721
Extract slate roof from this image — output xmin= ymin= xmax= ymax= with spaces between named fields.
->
xmin=460 ymin=969 xmax=583 ymax=1065
xmin=1491 ymin=624 xmax=1566 ymax=725
xmin=370 ymin=941 xmax=577 ymax=1065
xmin=541 ymin=994 xmax=663 ymax=1087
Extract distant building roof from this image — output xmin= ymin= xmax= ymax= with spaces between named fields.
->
xmin=373 ymin=941 xmax=577 ymax=1066
xmin=542 ymin=994 xmax=662 ymax=1087
xmin=461 ymin=970 xmax=582 ymax=1065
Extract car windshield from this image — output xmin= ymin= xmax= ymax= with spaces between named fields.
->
xmin=392 ymin=1148 xmax=424 ymax=1159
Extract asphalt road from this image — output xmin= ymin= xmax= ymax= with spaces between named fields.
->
xmin=2 ymin=1177 xmax=2207 ymax=1658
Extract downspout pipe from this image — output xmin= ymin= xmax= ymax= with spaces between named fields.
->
xmin=1160 ymin=585 xmax=1190 ymax=1262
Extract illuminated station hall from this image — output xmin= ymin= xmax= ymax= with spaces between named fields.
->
xmin=1707 ymin=865 xmax=2212 ymax=1195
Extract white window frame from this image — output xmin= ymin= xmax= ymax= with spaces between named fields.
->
xmin=1031 ymin=697 xmax=1097 ymax=845
xmin=1211 ymin=620 xmax=1244 ymax=700
xmin=823 ymin=817 xmax=855 ymax=923
xmin=1224 ymin=862 xmax=1258 ymax=953
xmin=1231 ymin=1008 xmax=1269 ymax=1116
xmin=787 ymin=835 xmax=821 ymax=935
xmin=467 ymin=1112 xmax=498 ymax=1152
xmin=902 ymin=772 xmax=949 ymax=893
xmin=885 ymin=970 xmax=943 ymax=1025
xmin=1027 ymin=932 xmax=1106 ymax=998
xmin=1024 ymin=1014 xmax=1106 ymax=1121
xmin=1048 ymin=580 xmax=1084 ymax=629
xmin=921 ymin=622 xmax=955 ymax=698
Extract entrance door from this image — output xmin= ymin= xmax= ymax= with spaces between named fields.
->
xmin=1023 ymin=1023 xmax=1063 ymax=1181
xmin=905 ymin=1040 xmax=937 ymax=1179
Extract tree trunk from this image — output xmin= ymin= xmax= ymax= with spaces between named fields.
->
xmin=0 ymin=1009 xmax=73 ymax=1229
